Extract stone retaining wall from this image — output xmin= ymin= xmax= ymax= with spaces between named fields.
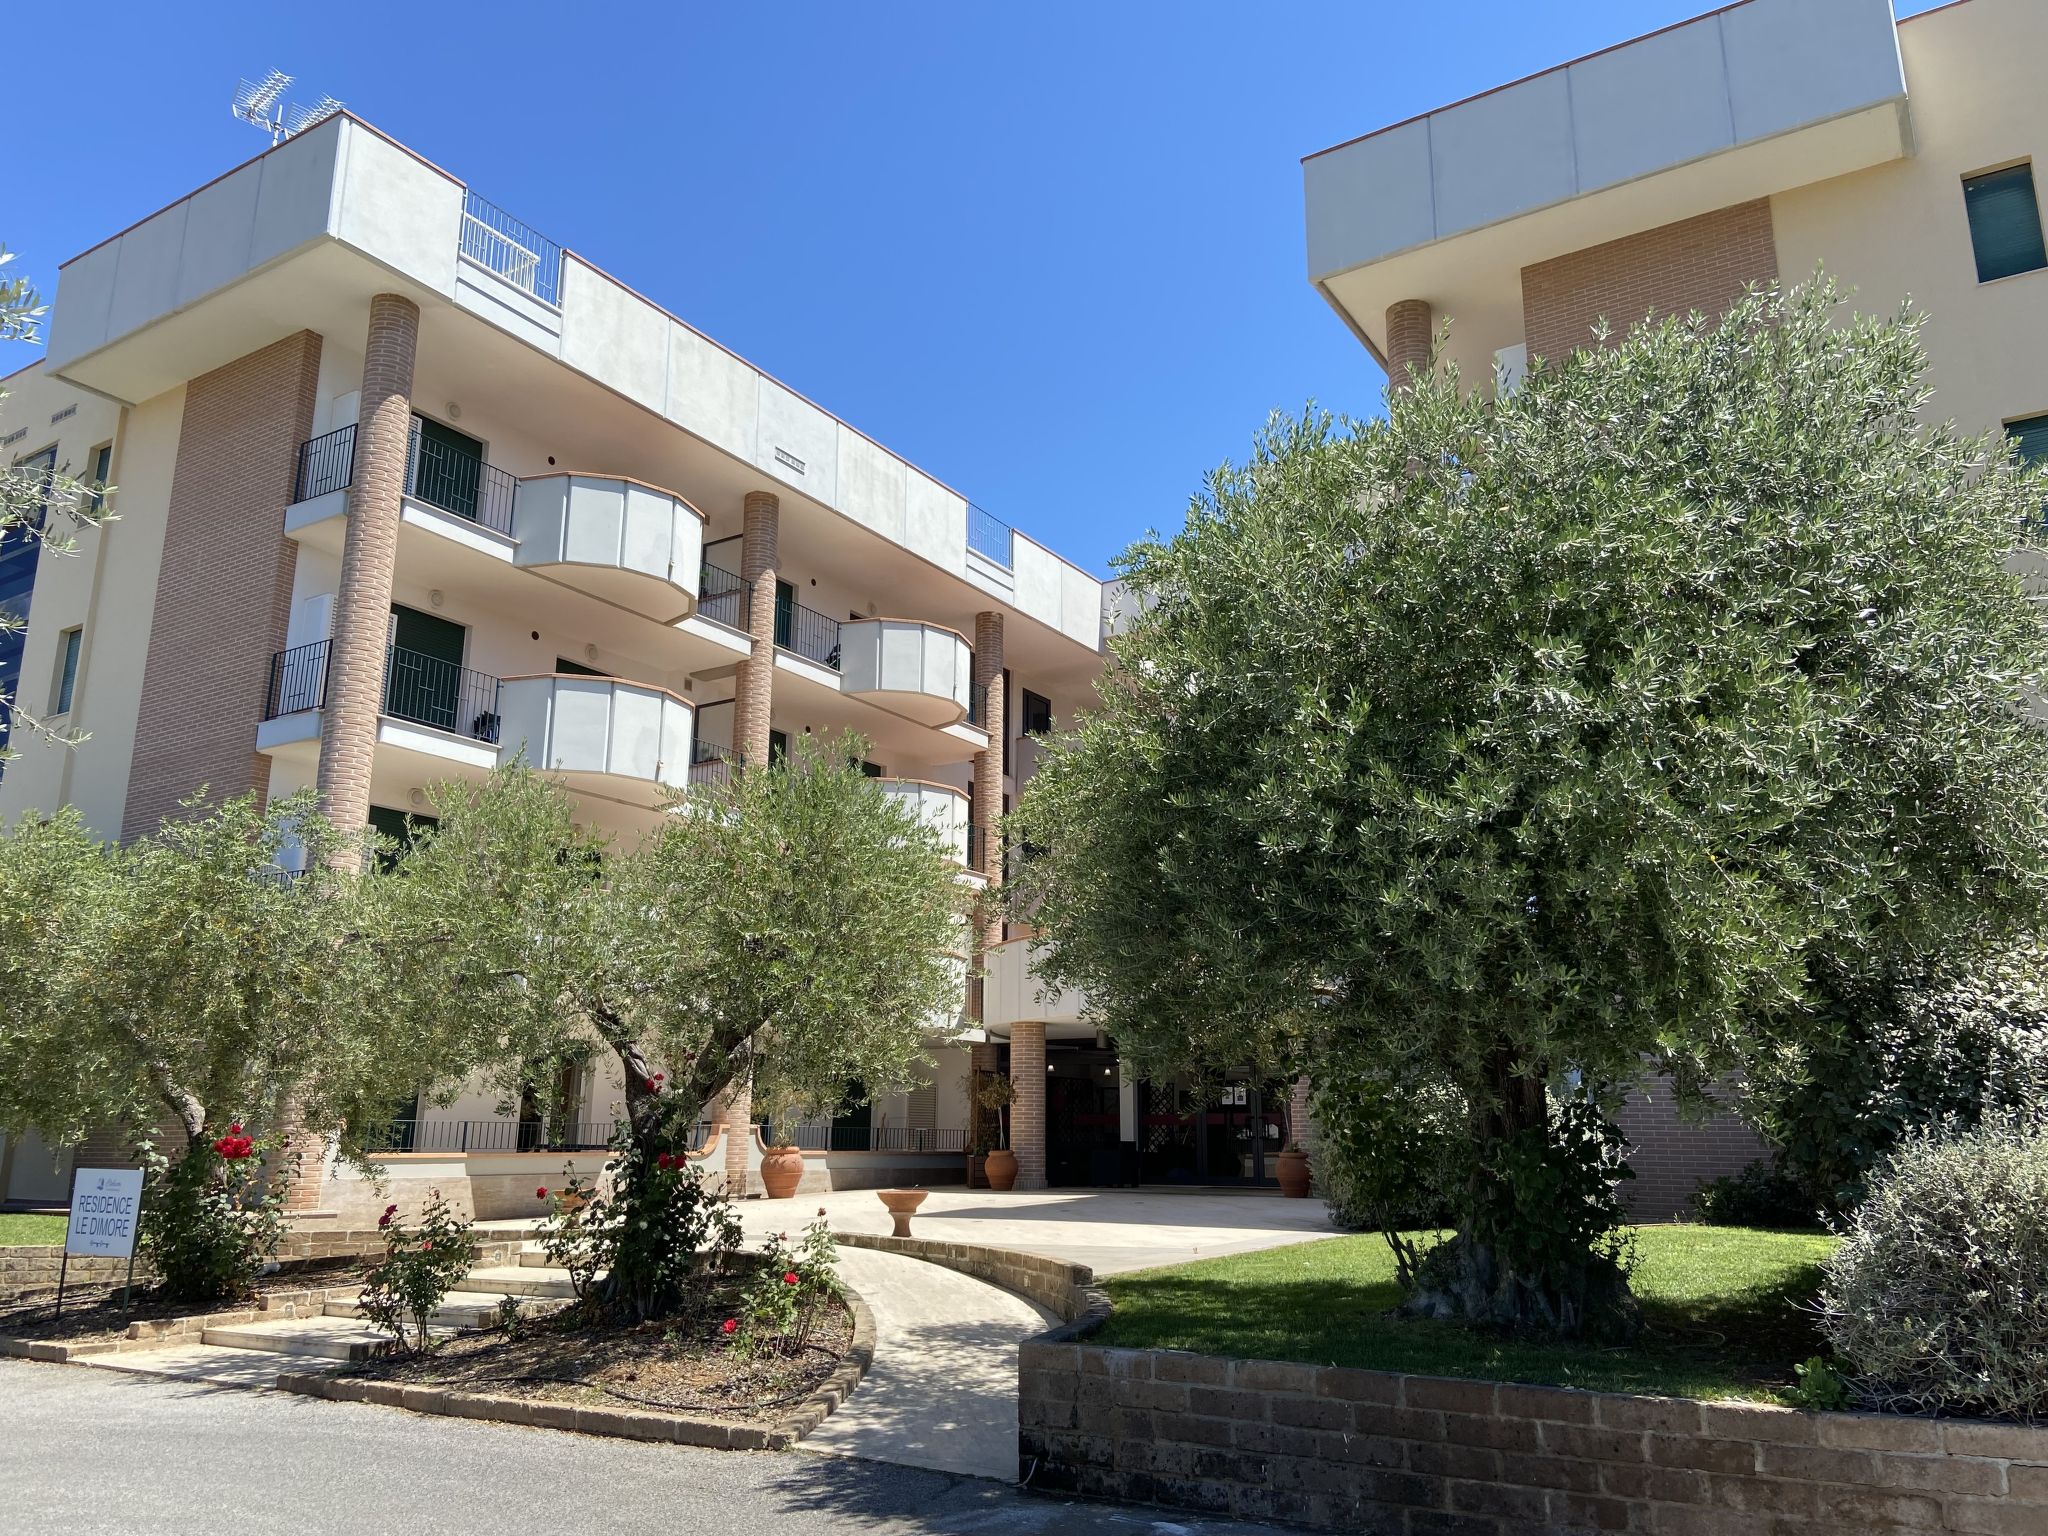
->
xmin=1018 ymin=1341 xmax=2048 ymax=1535
xmin=836 ymin=1232 xmax=1106 ymax=1322
xmin=2 ymin=1233 xmax=522 ymax=1302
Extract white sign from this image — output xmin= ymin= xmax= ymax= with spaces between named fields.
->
xmin=66 ymin=1167 xmax=143 ymax=1259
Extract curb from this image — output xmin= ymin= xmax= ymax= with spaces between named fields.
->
xmin=274 ymin=1284 xmax=878 ymax=1452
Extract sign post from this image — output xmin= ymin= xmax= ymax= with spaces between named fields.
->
xmin=57 ymin=1166 xmax=144 ymax=1321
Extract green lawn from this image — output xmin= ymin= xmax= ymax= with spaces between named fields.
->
xmin=1096 ymin=1226 xmax=1837 ymax=1403
xmin=0 ymin=1214 xmax=67 ymax=1247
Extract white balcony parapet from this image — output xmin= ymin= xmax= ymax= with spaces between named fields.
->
xmin=837 ymin=619 xmax=973 ymax=728
xmin=511 ymin=474 xmax=705 ymax=624
xmin=879 ymin=778 xmax=971 ymax=865
xmin=497 ymin=674 xmax=694 ymax=805
xmin=982 ymin=938 xmax=1087 ymax=1030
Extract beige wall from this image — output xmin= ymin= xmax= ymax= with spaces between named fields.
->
xmin=1771 ymin=0 xmax=2048 ymax=444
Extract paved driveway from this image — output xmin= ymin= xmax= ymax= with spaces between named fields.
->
xmin=740 ymin=1187 xmax=1337 ymax=1275
xmin=1 ymin=1360 xmax=1291 ymax=1536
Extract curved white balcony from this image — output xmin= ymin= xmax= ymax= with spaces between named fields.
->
xmin=983 ymin=939 xmax=1088 ymax=1030
xmin=512 ymin=474 xmax=705 ymax=624
xmin=880 ymin=778 xmax=971 ymax=866
xmin=836 ymin=619 xmax=973 ymax=727
xmin=496 ymin=674 xmax=694 ymax=805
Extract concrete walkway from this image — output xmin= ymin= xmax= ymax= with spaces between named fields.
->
xmin=739 ymin=1187 xmax=1337 ymax=1275
xmin=807 ymin=1246 xmax=1056 ymax=1479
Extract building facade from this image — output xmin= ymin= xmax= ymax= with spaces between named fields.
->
xmin=0 ymin=115 xmax=1117 ymax=1215
xmin=1304 ymin=0 xmax=2048 ymax=1213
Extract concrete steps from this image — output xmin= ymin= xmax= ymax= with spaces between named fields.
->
xmin=200 ymin=1316 xmax=400 ymax=1362
xmin=322 ymin=1291 xmax=570 ymax=1329
xmin=456 ymin=1265 xmax=577 ymax=1300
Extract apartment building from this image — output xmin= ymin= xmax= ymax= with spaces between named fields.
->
xmin=0 ymin=115 xmax=1116 ymax=1214
xmin=1302 ymin=0 xmax=2048 ymax=1214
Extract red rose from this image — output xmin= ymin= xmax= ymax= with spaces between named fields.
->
xmin=654 ymin=1072 xmax=665 ymax=1082
xmin=421 ymin=1239 xmax=432 ymax=1251
xmin=721 ymin=1318 xmax=738 ymax=1334
xmin=535 ymin=1187 xmax=548 ymax=1200
xmin=643 ymin=1078 xmax=659 ymax=1093
xmin=385 ymin=1203 xmax=398 ymax=1214
xmin=783 ymin=1271 xmax=799 ymax=1286
xmin=377 ymin=1212 xmax=392 ymax=1229
xmin=228 ymin=1123 xmax=242 ymax=1136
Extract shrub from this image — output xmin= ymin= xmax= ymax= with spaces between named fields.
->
xmin=1693 ymin=1160 xmax=1821 ymax=1230
xmin=538 ymin=1135 xmax=740 ymax=1322
xmin=138 ymin=1128 xmax=292 ymax=1304
xmin=356 ymin=1190 xmax=481 ymax=1355
xmin=1817 ymin=1118 xmax=2048 ymax=1418
xmin=1310 ymin=1068 xmax=1461 ymax=1242
xmin=730 ymin=1208 xmax=844 ymax=1358
xmin=1747 ymin=945 xmax=2048 ymax=1215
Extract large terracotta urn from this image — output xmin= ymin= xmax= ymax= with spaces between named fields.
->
xmin=877 ymin=1187 xmax=928 ymax=1237
xmin=984 ymin=1147 xmax=1018 ymax=1192
xmin=761 ymin=1144 xmax=804 ymax=1199
xmin=1275 ymin=1147 xmax=1312 ymax=1199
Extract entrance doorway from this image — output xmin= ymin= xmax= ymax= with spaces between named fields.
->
xmin=1045 ymin=1047 xmax=1123 ymax=1186
xmin=1137 ymin=1075 xmax=1287 ymax=1186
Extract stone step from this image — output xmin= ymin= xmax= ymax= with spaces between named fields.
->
xmin=200 ymin=1317 xmax=398 ymax=1362
xmin=452 ymin=1265 xmax=577 ymax=1300
xmin=322 ymin=1292 xmax=569 ymax=1328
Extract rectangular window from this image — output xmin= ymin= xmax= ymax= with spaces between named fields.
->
xmin=52 ymin=627 xmax=81 ymax=715
xmin=1021 ymin=689 xmax=1053 ymax=737
xmin=87 ymin=444 xmax=112 ymax=510
xmin=2008 ymin=413 xmax=2048 ymax=467
xmin=1964 ymin=165 xmax=2048 ymax=284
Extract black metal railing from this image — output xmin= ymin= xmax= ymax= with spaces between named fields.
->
xmin=383 ymin=645 xmax=502 ymax=743
xmin=295 ymin=424 xmax=356 ymax=501
xmin=459 ymin=190 xmax=564 ymax=306
xmin=406 ymin=424 xmax=518 ymax=536
xmin=965 ymin=823 xmax=994 ymax=871
xmin=265 ymin=640 xmax=330 ymax=718
xmin=688 ymin=739 xmax=740 ymax=789
xmin=698 ymin=561 xmax=750 ymax=631
xmin=365 ymin=1118 xmax=617 ymax=1155
xmin=968 ymin=681 xmax=988 ymax=728
xmin=777 ymin=598 xmax=841 ymax=669
xmin=767 ymin=1123 xmax=967 ymax=1154
xmin=968 ymin=503 xmax=1014 ymax=568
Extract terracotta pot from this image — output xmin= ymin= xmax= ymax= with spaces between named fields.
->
xmin=761 ymin=1144 xmax=805 ymax=1199
xmin=984 ymin=1148 xmax=1018 ymax=1192
xmin=877 ymin=1187 xmax=928 ymax=1237
xmin=1275 ymin=1148 xmax=1312 ymax=1199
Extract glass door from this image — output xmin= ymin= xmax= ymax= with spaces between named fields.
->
xmin=387 ymin=604 xmax=466 ymax=733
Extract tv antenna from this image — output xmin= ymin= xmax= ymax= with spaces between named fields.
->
xmin=231 ymin=72 xmax=344 ymax=145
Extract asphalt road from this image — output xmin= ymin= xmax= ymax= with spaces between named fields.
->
xmin=0 ymin=1360 xmax=1288 ymax=1536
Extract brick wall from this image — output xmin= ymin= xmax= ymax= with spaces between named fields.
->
xmin=1521 ymin=199 xmax=1778 ymax=366
xmin=121 ymin=331 xmax=323 ymax=841
xmin=1617 ymin=1075 xmax=1770 ymax=1222
xmin=1020 ymin=1340 xmax=2048 ymax=1535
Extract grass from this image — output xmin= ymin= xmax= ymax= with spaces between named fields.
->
xmin=0 ymin=1214 xmax=68 ymax=1247
xmin=1096 ymin=1225 xmax=1838 ymax=1403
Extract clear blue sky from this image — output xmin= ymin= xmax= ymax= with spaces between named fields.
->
xmin=3 ymin=1 xmax=1945 ymax=576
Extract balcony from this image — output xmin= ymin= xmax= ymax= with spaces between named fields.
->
xmin=837 ymin=619 xmax=974 ymax=727
xmin=262 ymin=640 xmax=501 ymax=743
xmin=495 ymin=674 xmax=694 ymax=805
xmin=688 ymin=738 xmax=740 ymax=790
xmin=879 ymin=778 xmax=971 ymax=865
xmin=289 ymin=429 xmax=709 ymax=628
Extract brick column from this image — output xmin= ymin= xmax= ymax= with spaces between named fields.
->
xmin=1010 ymin=1021 xmax=1047 ymax=1190
xmin=972 ymin=610 xmax=1005 ymax=903
xmin=732 ymin=491 xmax=780 ymax=765
xmin=713 ymin=1076 xmax=753 ymax=1196
xmin=1385 ymin=298 xmax=1434 ymax=389
xmin=316 ymin=294 xmax=419 ymax=854
xmin=1289 ymin=1076 xmax=1314 ymax=1157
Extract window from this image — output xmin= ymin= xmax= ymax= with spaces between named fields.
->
xmin=1964 ymin=165 xmax=2048 ymax=284
xmin=2008 ymin=413 xmax=2048 ymax=468
xmin=87 ymin=444 xmax=112 ymax=511
xmin=51 ymin=627 xmax=81 ymax=715
xmin=1021 ymin=689 xmax=1053 ymax=737
xmin=554 ymin=656 xmax=607 ymax=677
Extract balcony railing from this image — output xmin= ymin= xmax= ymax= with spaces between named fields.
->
xmin=364 ymin=1118 xmax=617 ymax=1155
xmin=459 ymin=191 xmax=564 ymax=307
xmin=265 ymin=640 xmax=330 ymax=718
xmin=968 ymin=681 xmax=988 ymax=728
xmin=295 ymin=424 xmax=356 ymax=501
xmin=688 ymin=738 xmax=740 ymax=789
xmin=968 ymin=503 xmax=1014 ymax=568
xmin=776 ymin=598 xmax=842 ymax=670
xmin=383 ymin=645 xmax=501 ymax=743
xmin=698 ymin=561 xmax=750 ymax=631
xmin=766 ymin=1123 xmax=967 ymax=1154
xmin=406 ymin=424 xmax=517 ymax=536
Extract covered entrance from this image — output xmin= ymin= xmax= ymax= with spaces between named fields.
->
xmin=1138 ymin=1075 xmax=1288 ymax=1187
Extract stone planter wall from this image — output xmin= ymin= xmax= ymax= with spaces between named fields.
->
xmin=1018 ymin=1339 xmax=2048 ymax=1535
xmin=2 ymin=1233 xmax=522 ymax=1303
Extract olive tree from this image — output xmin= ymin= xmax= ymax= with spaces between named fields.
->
xmin=1011 ymin=282 xmax=2048 ymax=1336
xmin=360 ymin=736 xmax=966 ymax=1318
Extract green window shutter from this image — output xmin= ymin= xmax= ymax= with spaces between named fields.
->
xmin=2010 ymin=414 xmax=2048 ymax=467
xmin=1964 ymin=166 xmax=2048 ymax=283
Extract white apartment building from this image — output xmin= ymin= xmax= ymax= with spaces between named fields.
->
xmin=0 ymin=115 xmax=1119 ymax=1215
xmin=1302 ymin=0 xmax=2048 ymax=1216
